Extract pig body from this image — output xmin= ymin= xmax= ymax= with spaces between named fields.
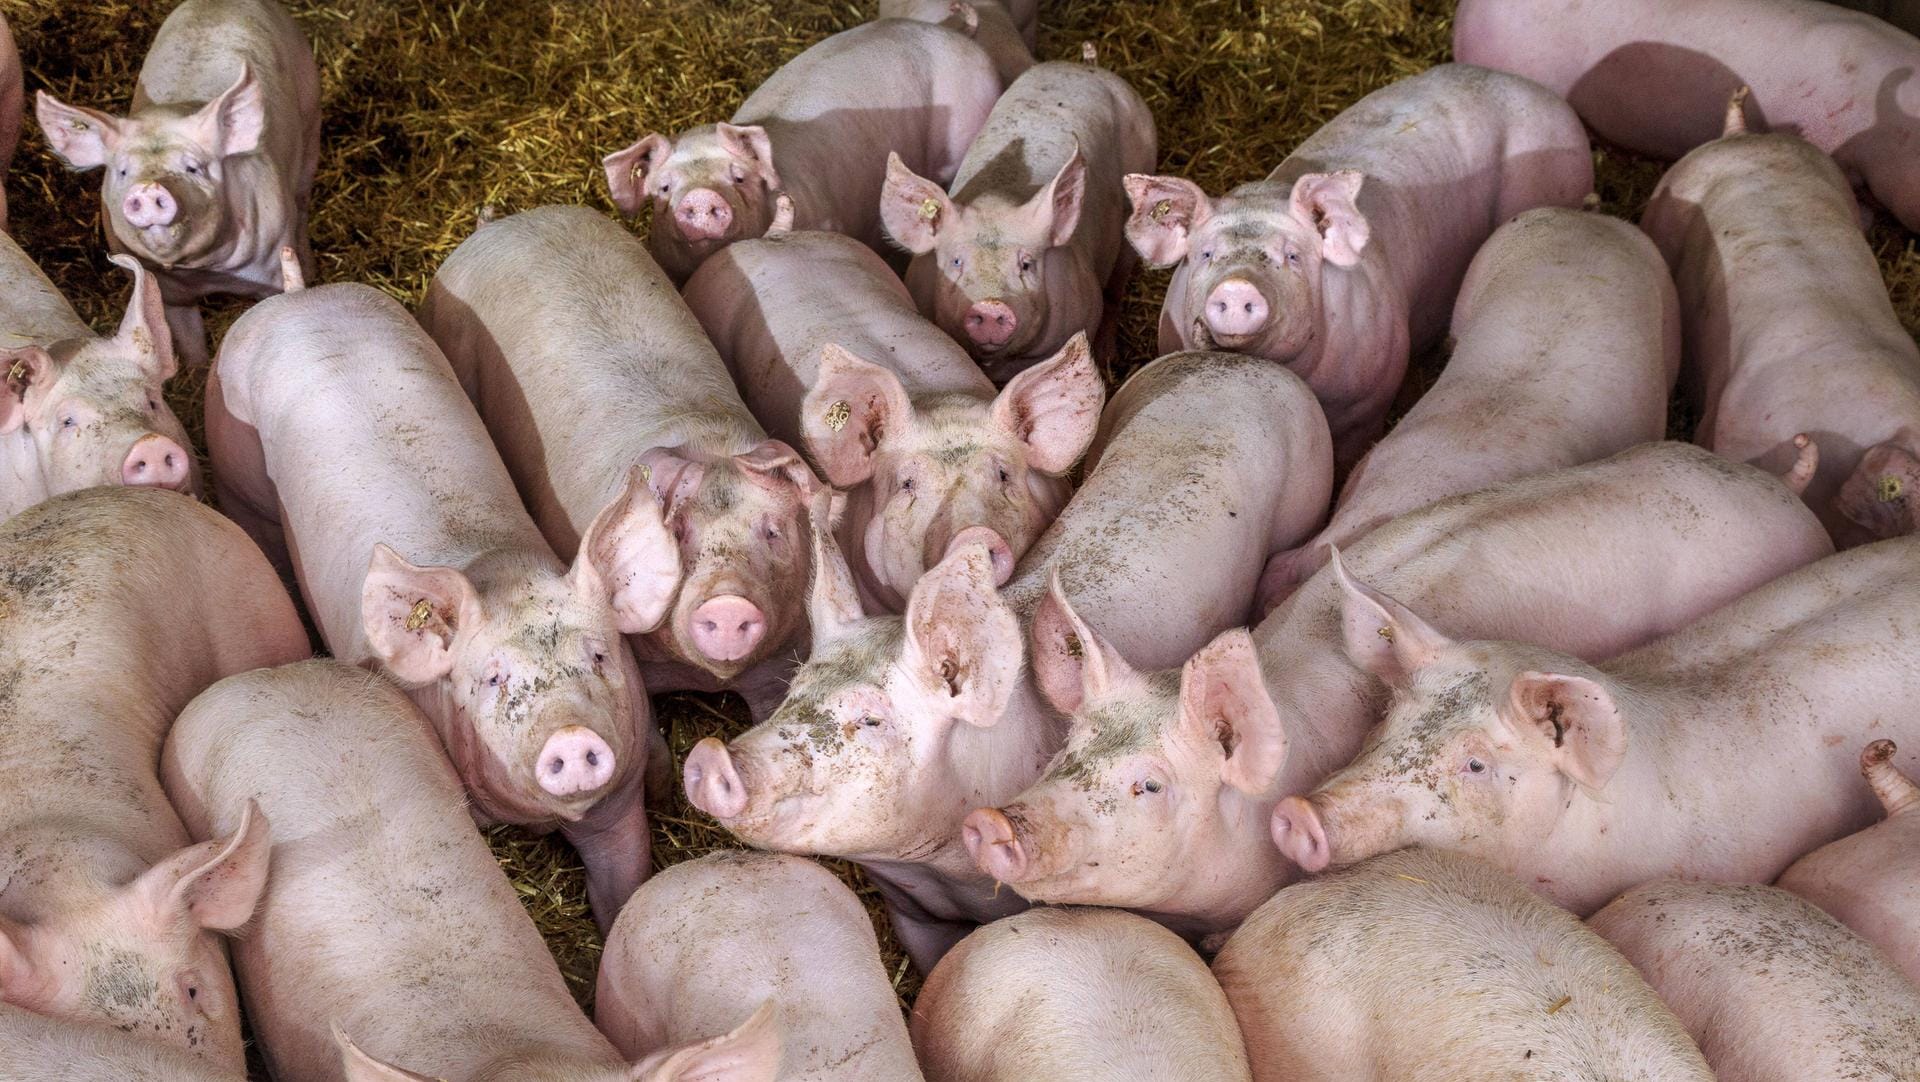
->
xmin=1258 ymin=207 xmax=1679 ymax=609
xmin=604 ymin=20 xmax=999 ymax=283
xmin=421 ymin=205 xmax=822 ymax=717
xmin=1592 ymin=882 xmax=1920 ymax=1082
xmin=685 ymin=351 xmax=1332 ymax=971
xmin=878 ymin=0 xmax=1034 ymax=86
xmin=1641 ymin=126 xmax=1920 ymax=547
xmin=0 ymin=13 xmax=21 ymax=233
xmin=975 ymin=442 xmax=1834 ymax=940
xmin=1126 ymin=64 xmax=1592 ymax=470
xmin=0 ymin=1007 xmax=249 ymax=1082
xmin=1213 ymin=850 xmax=1713 ymax=1082
xmin=883 ymin=58 xmax=1156 ymax=377
xmin=0 ymin=488 xmax=307 ymax=1070
xmin=597 ymin=851 xmax=920 ymax=1082
xmin=912 ymin=907 xmax=1251 ymax=1082
xmin=1776 ymin=740 xmax=1920 ymax=987
xmin=681 ymin=226 xmax=1102 ymax=612
xmin=1455 ymin=0 xmax=1920 ymax=231
xmin=35 ymin=0 xmax=320 ymax=365
xmin=207 ymin=278 xmax=667 ymax=928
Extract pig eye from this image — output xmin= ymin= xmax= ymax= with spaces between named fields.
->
xmin=59 ymin=413 xmax=78 ymax=430
xmin=949 ymin=256 xmax=963 ymax=270
xmin=1466 ymin=757 xmax=1488 ymax=775
xmin=1285 ymin=247 xmax=1302 ymax=266
xmin=1200 ymin=249 xmax=1213 ymax=263
xmin=184 ymin=162 xmax=201 ymax=176
xmin=860 ymin=715 xmax=883 ymax=728
xmin=1018 ymin=254 xmax=1035 ymax=274
xmin=997 ymin=466 xmax=1010 ymax=484
xmin=1132 ymin=778 xmax=1164 ymax=796
xmin=900 ymin=477 xmax=915 ymax=493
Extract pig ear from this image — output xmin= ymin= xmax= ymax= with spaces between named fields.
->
xmin=1506 ymin=671 xmax=1626 ymax=792
xmin=735 ymin=439 xmax=822 ymax=504
xmin=805 ymin=488 xmax=866 ymax=643
xmin=1178 ymin=628 xmax=1286 ymax=796
xmin=333 ymin=1027 xmax=438 ymax=1082
xmin=716 ymin=123 xmax=781 ymax=191
xmin=129 ymin=800 xmax=271 ymax=932
xmin=1288 ymin=170 xmax=1369 ymax=269
xmin=992 ymin=331 xmax=1104 ymax=475
xmin=1123 ymin=173 xmax=1211 ymax=267
xmin=879 ymin=151 xmax=953 ymax=255
xmin=1028 ymin=145 xmax=1087 ymax=249
xmin=631 ymin=1001 xmax=783 ymax=1082
xmin=638 ymin=446 xmax=706 ymax=515
xmin=603 ymin=132 xmax=674 ymax=216
xmin=191 ymin=63 xmax=266 ymax=159
xmin=1029 ymin=570 xmax=1136 ymax=716
xmin=0 ymin=346 xmax=55 ymax=435
xmin=109 ymin=254 xmax=177 ymax=381
xmin=574 ymin=465 xmax=682 ymax=635
xmin=904 ymin=541 xmax=1022 ymax=728
xmin=1329 ymin=548 xmax=1451 ymax=687
xmin=361 ymin=544 xmax=481 ymax=685
xmin=801 ymin=344 xmax=915 ymax=486
xmin=35 ymin=90 xmax=122 ymax=169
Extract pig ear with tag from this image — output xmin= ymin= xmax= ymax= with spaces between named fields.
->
xmin=603 ymin=132 xmax=674 ymax=216
xmin=735 ymin=439 xmax=822 ymax=504
xmin=805 ymin=488 xmax=866 ymax=643
xmin=361 ymin=544 xmax=481 ymax=684
xmin=801 ymin=344 xmax=915 ymax=486
xmin=903 ymin=541 xmax=1022 ymax=728
xmin=716 ymin=123 xmax=781 ymax=191
xmin=1329 ymin=547 xmax=1452 ymax=688
xmin=1178 ymin=629 xmax=1286 ymax=795
xmin=109 ymin=254 xmax=177 ymax=381
xmin=128 ymin=800 xmax=271 ymax=932
xmin=631 ymin=1000 xmax=783 ymax=1082
xmin=1027 ymin=144 xmax=1087 ymax=249
xmin=992 ymin=331 xmax=1104 ymax=475
xmin=1506 ymin=670 xmax=1626 ymax=792
xmin=333 ymin=1026 xmax=439 ymax=1082
xmin=574 ymin=465 xmax=682 ymax=634
xmin=0 ymin=346 xmax=54 ymax=434
xmin=879 ymin=151 xmax=953 ymax=254
xmin=1029 ymin=570 xmax=1136 ymax=716
xmin=34 ymin=91 xmax=124 ymax=169
xmin=1123 ymin=173 xmax=1212 ymax=267
xmin=190 ymin=63 xmax=267 ymax=159
xmin=1288 ymin=170 xmax=1370 ymax=268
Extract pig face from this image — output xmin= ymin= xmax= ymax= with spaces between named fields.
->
xmin=1124 ymin=171 xmax=1370 ymax=359
xmin=882 ymin=150 xmax=1087 ymax=360
xmin=1 ymin=256 xmax=197 ymax=500
xmin=362 ymin=470 xmax=679 ymax=822
xmin=0 ymin=804 xmax=269 ymax=1064
xmin=1269 ymin=554 xmax=1625 ymax=876
xmin=37 ymin=68 xmax=269 ymax=270
xmin=682 ymin=502 xmax=1022 ymax=861
xmin=800 ymin=334 xmax=1102 ymax=611
xmin=603 ymin=124 xmax=782 ymax=281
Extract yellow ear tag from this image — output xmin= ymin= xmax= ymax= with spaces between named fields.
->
xmin=1880 ymin=475 xmax=1905 ymax=502
xmin=823 ymin=400 xmax=851 ymax=432
xmin=405 ymin=599 xmax=433 ymax=632
xmin=1065 ymin=633 xmax=1084 ymax=659
xmin=6 ymin=359 xmax=26 ymax=384
xmin=1377 ymin=625 xmax=1395 ymax=643
xmin=918 ymin=197 xmax=941 ymax=222
xmin=1151 ymin=199 xmax=1172 ymax=220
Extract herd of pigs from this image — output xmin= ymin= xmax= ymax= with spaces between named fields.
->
xmin=8 ymin=0 xmax=1920 ymax=1077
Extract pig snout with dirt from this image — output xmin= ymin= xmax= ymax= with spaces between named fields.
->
xmin=1257 ymin=206 xmax=1679 ymax=610
xmin=684 ymin=351 xmax=1332 ymax=972
xmin=1592 ymin=882 xmax=1920 ymax=1082
xmin=0 ymin=487 xmax=308 ymax=1070
xmin=35 ymin=0 xmax=320 ymax=365
xmin=682 ymin=223 xmax=1103 ymax=613
xmin=207 ymin=276 xmax=667 ymax=930
xmin=1213 ymin=850 xmax=1713 ymax=1082
xmin=912 ymin=908 xmax=1252 ymax=1082
xmin=421 ymin=205 xmax=823 ymax=718
xmin=597 ymin=851 xmax=916 ymax=1082
xmin=970 ymin=442 xmax=1833 ymax=940
xmin=603 ymin=18 xmax=998 ymax=283
xmin=1124 ymin=63 xmax=1592 ymax=471
xmin=881 ymin=55 xmax=1156 ymax=378
xmin=880 ymin=0 xmax=1035 ymax=86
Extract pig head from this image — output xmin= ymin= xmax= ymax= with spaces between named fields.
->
xmin=604 ymin=124 xmax=783 ymax=283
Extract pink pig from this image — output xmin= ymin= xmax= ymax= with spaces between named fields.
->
xmin=879 ymin=0 xmax=1036 ymax=87
xmin=0 ymin=487 xmax=307 ymax=1071
xmin=36 ymin=0 xmax=320 ymax=365
xmin=1125 ymin=64 xmax=1592 ymax=471
xmin=1257 ymin=206 xmax=1679 ymax=611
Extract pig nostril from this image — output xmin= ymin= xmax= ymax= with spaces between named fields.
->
xmin=549 ymin=758 xmax=564 ymax=775
xmin=585 ymin=750 xmax=599 ymax=767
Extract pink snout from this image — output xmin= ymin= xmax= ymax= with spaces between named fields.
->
xmin=674 ymin=188 xmax=734 ymax=241
xmin=689 ymin=595 xmax=766 ymax=662
xmin=946 ymin=526 xmax=1014 ymax=585
xmin=684 ymin=737 xmax=748 ymax=820
xmin=963 ymin=300 xmax=1017 ymax=349
xmin=1271 ymin=795 xmax=1330 ymax=874
xmin=962 ymin=807 xmax=1029 ymax=883
xmin=122 ymin=183 xmax=178 ymax=229
xmin=121 ymin=434 xmax=190 ymax=490
xmin=1204 ymin=278 xmax=1271 ymax=340
xmin=536 ymin=726 xmax=616 ymax=798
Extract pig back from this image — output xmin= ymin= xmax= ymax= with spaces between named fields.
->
xmin=0 ymin=231 xmax=93 ymax=345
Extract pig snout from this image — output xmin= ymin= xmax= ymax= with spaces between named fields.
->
xmin=536 ymin=725 xmax=617 ymax=798
xmin=684 ymin=737 xmax=749 ymax=820
xmin=688 ymin=594 xmax=767 ymax=662
xmin=122 ymin=183 xmax=178 ymax=229
xmin=963 ymin=299 xmax=1017 ymax=349
xmin=121 ymin=434 xmax=191 ymax=490
xmin=1270 ymin=795 xmax=1331 ymax=874
xmin=673 ymin=188 xmax=734 ymax=241
xmin=1203 ymin=278 xmax=1271 ymax=341
xmin=945 ymin=526 xmax=1014 ymax=585
xmin=962 ymin=806 xmax=1030 ymax=883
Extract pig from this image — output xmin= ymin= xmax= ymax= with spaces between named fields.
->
xmin=161 ymin=660 xmax=781 ymax=1082
xmin=1257 ymin=206 xmax=1680 ymax=610
xmin=2 ymin=243 xmax=200 ymax=518
xmin=1591 ymin=881 xmax=1920 ymax=1082
xmin=680 ymin=220 xmax=1103 ymax=612
xmin=1213 ymin=849 xmax=1713 ymax=1082
xmin=880 ymin=54 xmax=1156 ymax=378
xmin=968 ymin=442 xmax=1835 ymax=941
xmin=0 ymin=487 xmax=308 ymax=1070
xmin=1777 ymin=740 xmax=1920 ymax=987
xmin=0 ymin=13 xmax=21 ymax=233
xmin=878 ymin=0 xmax=1035 ymax=87
xmin=603 ymin=19 xmax=999 ymax=283
xmin=420 ymin=205 xmax=822 ymax=717
xmin=683 ymin=350 xmax=1333 ymax=971
xmin=880 ymin=0 xmax=1038 ymax=50
xmin=597 ymin=851 xmax=920 ymax=1082
xmin=1124 ymin=64 xmax=1593 ymax=471
xmin=1640 ymin=106 xmax=1920 ymax=548
xmin=911 ymin=907 xmax=1251 ymax=1082
xmin=1455 ymin=0 xmax=1920 ymax=232
xmin=1275 ymin=533 xmax=1920 ymax=915
xmin=35 ymin=0 xmax=320 ymax=365
xmin=0 ymin=1007 xmax=249 ymax=1082
xmin=206 ymin=273 xmax=668 ymax=929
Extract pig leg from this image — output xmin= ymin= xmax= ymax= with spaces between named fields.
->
xmin=165 ymin=302 xmax=210 ymax=367
xmin=564 ymin=785 xmax=653 ymax=934
xmin=644 ymin=722 xmax=673 ymax=803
